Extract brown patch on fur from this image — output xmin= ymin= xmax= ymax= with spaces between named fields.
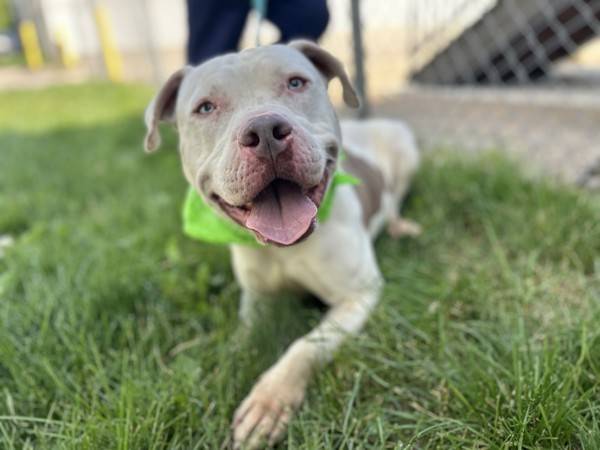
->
xmin=342 ymin=152 xmax=385 ymax=225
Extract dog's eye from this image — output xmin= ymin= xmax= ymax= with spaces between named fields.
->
xmin=287 ymin=77 xmax=307 ymax=91
xmin=195 ymin=101 xmax=215 ymax=115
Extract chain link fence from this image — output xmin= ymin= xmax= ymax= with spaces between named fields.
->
xmin=349 ymin=0 xmax=600 ymax=187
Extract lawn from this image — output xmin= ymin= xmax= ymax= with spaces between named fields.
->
xmin=1 ymin=83 xmax=599 ymax=450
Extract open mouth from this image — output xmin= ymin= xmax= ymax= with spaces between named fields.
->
xmin=212 ymin=163 xmax=333 ymax=246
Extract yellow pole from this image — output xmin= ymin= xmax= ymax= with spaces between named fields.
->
xmin=18 ymin=20 xmax=44 ymax=70
xmin=94 ymin=4 xmax=124 ymax=82
xmin=55 ymin=27 xmax=79 ymax=69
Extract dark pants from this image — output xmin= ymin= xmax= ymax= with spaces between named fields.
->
xmin=186 ymin=0 xmax=330 ymax=65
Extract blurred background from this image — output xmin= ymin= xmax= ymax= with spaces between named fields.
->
xmin=2 ymin=0 xmax=600 ymax=187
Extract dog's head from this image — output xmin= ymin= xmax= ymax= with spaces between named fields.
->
xmin=144 ymin=41 xmax=359 ymax=246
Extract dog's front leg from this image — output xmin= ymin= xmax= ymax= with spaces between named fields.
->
xmin=232 ymin=282 xmax=381 ymax=448
xmin=238 ymin=289 xmax=262 ymax=327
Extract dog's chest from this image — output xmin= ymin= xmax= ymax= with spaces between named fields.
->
xmin=231 ymin=245 xmax=305 ymax=294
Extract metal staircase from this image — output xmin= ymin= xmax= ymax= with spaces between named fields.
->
xmin=409 ymin=0 xmax=600 ymax=84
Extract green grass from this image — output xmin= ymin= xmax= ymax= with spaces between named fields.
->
xmin=0 ymin=54 xmax=24 ymax=68
xmin=0 ymin=0 xmax=12 ymax=30
xmin=1 ymin=83 xmax=599 ymax=449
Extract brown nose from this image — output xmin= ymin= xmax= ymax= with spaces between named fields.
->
xmin=239 ymin=114 xmax=293 ymax=158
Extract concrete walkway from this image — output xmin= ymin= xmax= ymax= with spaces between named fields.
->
xmin=0 ymin=66 xmax=93 ymax=90
xmin=375 ymin=84 xmax=600 ymax=188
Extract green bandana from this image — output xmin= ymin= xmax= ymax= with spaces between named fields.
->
xmin=183 ymin=169 xmax=360 ymax=246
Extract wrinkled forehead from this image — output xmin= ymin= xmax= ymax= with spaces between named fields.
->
xmin=178 ymin=45 xmax=318 ymax=110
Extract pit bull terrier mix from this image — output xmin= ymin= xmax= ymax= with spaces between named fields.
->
xmin=144 ymin=41 xmax=420 ymax=449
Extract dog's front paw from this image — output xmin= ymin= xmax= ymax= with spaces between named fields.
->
xmin=232 ymin=368 xmax=306 ymax=449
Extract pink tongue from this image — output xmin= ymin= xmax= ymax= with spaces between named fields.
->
xmin=246 ymin=180 xmax=317 ymax=245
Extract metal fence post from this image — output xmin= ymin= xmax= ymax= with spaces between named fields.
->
xmin=350 ymin=0 xmax=369 ymax=118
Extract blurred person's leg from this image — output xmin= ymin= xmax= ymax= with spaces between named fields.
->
xmin=267 ymin=0 xmax=329 ymax=41
xmin=186 ymin=0 xmax=250 ymax=64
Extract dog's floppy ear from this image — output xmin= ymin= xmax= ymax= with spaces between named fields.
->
xmin=144 ymin=66 xmax=190 ymax=152
xmin=288 ymin=40 xmax=360 ymax=108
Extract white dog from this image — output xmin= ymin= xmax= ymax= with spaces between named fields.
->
xmin=144 ymin=40 xmax=420 ymax=449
